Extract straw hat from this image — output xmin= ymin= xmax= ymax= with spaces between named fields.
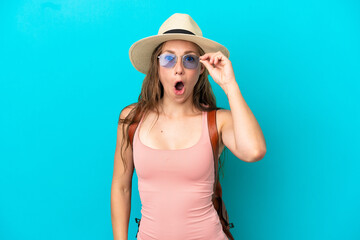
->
xmin=129 ymin=13 xmax=230 ymax=74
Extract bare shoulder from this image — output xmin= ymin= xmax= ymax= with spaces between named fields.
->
xmin=216 ymin=108 xmax=232 ymax=132
xmin=119 ymin=103 xmax=136 ymax=121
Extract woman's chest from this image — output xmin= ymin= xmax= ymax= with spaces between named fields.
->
xmin=138 ymin=113 xmax=203 ymax=150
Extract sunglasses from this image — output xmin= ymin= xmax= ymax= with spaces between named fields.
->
xmin=157 ymin=53 xmax=200 ymax=69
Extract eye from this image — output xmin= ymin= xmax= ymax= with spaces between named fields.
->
xmin=164 ymin=54 xmax=175 ymax=62
xmin=185 ymin=55 xmax=195 ymax=62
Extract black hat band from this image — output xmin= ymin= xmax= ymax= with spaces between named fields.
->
xmin=163 ymin=29 xmax=195 ymax=35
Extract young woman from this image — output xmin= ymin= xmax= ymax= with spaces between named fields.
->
xmin=111 ymin=13 xmax=266 ymax=240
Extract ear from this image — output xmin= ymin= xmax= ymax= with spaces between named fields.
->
xmin=200 ymin=62 xmax=205 ymax=74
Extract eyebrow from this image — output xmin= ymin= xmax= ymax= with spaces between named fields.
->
xmin=163 ymin=50 xmax=198 ymax=55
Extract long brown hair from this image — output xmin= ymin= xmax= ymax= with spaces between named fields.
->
xmin=118 ymin=40 xmax=226 ymax=177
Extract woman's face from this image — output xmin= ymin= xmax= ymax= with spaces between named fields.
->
xmin=158 ymin=40 xmax=205 ymax=103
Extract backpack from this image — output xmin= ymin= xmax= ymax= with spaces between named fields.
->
xmin=129 ymin=110 xmax=235 ymax=240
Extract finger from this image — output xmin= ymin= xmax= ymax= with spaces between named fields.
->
xmin=199 ymin=53 xmax=213 ymax=60
xmin=215 ymin=55 xmax=224 ymax=65
xmin=199 ymin=58 xmax=215 ymax=72
xmin=201 ymin=52 xmax=218 ymax=61
xmin=210 ymin=55 xmax=216 ymax=65
xmin=214 ymin=56 xmax=220 ymax=65
xmin=212 ymin=55 xmax=221 ymax=65
xmin=217 ymin=55 xmax=229 ymax=66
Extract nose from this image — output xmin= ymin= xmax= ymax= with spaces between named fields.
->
xmin=174 ymin=56 xmax=184 ymax=75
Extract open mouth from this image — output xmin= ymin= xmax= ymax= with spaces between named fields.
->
xmin=174 ymin=81 xmax=185 ymax=95
xmin=175 ymin=81 xmax=184 ymax=90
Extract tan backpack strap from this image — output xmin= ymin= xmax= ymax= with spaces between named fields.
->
xmin=208 ymin=110 xmax=235 ymax=240
xmin=207 ymin=110 xmax=220 ymax=197
xmin=207 ymin=109 xmax=219 ymax=162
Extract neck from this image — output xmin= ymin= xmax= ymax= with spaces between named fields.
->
xmin=158 ymin=96 xmax=199 ymax=118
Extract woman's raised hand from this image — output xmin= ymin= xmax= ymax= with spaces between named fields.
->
xmin=199 ymin=51 xmax=236 ymax=92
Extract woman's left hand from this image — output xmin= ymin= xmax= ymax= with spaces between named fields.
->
xmin=199 ymin=51 xmax=236 ymax=91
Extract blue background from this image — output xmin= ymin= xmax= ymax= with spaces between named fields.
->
xmin=1 ymin=0 xmax=359 ymax=239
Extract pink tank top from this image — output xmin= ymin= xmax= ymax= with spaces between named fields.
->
xmin=133 ymin=111 xmax=228 ymax=240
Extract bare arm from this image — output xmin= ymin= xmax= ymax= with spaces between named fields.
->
xmin=200 ymin=52 xmax=266 ymax=162
xmin=218 ymin=86 xmax=266 ymax=162
xmin=111 ymin=106 xmax=135 ymax=240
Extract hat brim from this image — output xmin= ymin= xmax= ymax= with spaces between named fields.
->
xmin=129 ymin=33 xmax=230 ymax=74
